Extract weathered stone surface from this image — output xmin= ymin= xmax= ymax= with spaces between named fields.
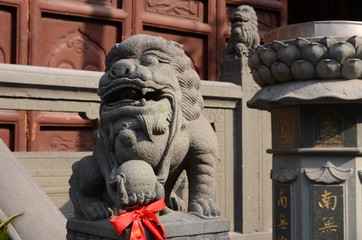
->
xmin=67 ymin=212 xmax=230 ymax=240
xmin=220 ymin=5 xmax=272 ymax=237
xmin=249 ymin=21 xmax=362 ymax=240
xmin=0 ymin=139 xmax=67 ymax=240
xmin=248 ymin=36 xmax=362 ymax=87
xmin=223 ymin=5 xmax=260 ymax=61
xmin=0 ymin=63 xmax=240 ymax=234
xmin=69 ymin=35 xmax=222 ymax=235
xmin=248 ymin=79 xmax=362 ymax=110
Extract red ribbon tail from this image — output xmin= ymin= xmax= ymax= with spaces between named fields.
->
xmin=130 ymin=217 xmax=146 ymax=240
xmin=109 ymin=212 xmax=134 ymax=235
xmin=142 ymin=217 xmax=166 ymax=240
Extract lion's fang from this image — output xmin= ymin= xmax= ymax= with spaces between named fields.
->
xmin=141 ymin=98 xmax=147 ymax=106
xmin=141 ymin=88 xmax=148 ymax=96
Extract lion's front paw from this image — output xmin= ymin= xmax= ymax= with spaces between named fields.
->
xmin=188 ymin=199 xmax=220 ymax=217
xmin=80 ymin=197 xmax=111 ymax=220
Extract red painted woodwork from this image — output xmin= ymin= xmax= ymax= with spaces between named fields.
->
xmin=0 ymin=0 xmax=287 ymax=151
xmin=0 ymin=110 xmax=27 ymax=151
xmin=28 ymin=111 xmax=97 ymax=152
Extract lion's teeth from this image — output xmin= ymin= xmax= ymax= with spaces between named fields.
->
xmin=141 ymin=88 xmax=148 ymax=96
xmin=141 ymin=98 xmax=147 ymax=106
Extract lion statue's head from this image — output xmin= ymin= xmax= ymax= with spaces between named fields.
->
xmin=224 ymin=5 xmax=260 ymax=60
xmin=96 ymin=34 xmax=203 ymax=181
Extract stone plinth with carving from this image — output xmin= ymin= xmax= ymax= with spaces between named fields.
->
xmin=248 ymin=21 xmax=362 ymax=239
xmin=67 ymin=34 xmax=229 ymax=240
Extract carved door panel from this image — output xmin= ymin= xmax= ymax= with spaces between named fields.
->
xmin=23 ymin=0 xmax=128 ymax=152
xmin=134 ymin=0 xmax=218 ymax=81
xmin=0 ymin=0 xmax=28 ymax=64
xmin=0 ymin=110 xmax=27 ymax=151
xmin=28 ymin=111 xmax=97 ymax=151
xmin=29 ymin=0 xmax=127 ymax=71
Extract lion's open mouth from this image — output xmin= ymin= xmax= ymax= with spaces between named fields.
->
xmin=231 ymin=15 xmax=248 ymax=24
xmin=105 ymin=85 xmax=163 ymax=107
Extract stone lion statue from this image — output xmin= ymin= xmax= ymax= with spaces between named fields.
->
xmin=223 ymin=5 xmax=260 ymax=61
xmin=69 ymin=34 xmax=219 ymax=220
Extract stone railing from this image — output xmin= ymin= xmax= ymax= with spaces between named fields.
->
xmin=1 ymin=64 xmax=272 ymax=239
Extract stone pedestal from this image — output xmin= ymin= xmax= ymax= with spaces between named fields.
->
xmin=249 ymin=81 xmax=362 ymax=239
xmin=247 ymin=21 xmax=362 ymax=240
xmin=67 ymin=212 xmax=230 ymax=240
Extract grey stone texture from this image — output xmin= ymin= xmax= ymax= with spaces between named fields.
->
xmin=220 ymin=5 xmax=272 ymax=237
xmin=0 ymin=27 xmax=273 ymax=238
xmin=248 ymin=35 xmax=362 ymax=88
xmin=223 ymin=5 xmax=260 ymax=61
xmin=0 ymin=139 xmax=67 ymax=240
xmin=0 ymin=62 xmax=242 ymax=234
xmin=248 ymin=21 xmax=362 ymax=239
xmin=14 ymin=152 xmax=90 ymax=219
xmin=69 ymin=34 xmax=221 ymax=221
xmin=67 ymin=212 xmax=229 ymax=240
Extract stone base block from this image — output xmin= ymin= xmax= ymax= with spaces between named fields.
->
xmin=67 ymin=212 xmax=230 ymax=240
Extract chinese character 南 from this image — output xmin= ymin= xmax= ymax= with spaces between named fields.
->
xmin=318 ymin=189 xmax=338 ymax=211
xmin=278 ymin=188 xmax=288 ymax=208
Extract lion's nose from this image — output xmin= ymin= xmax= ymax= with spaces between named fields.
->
xmin=108 ymin=59 xmax=136 ymax=79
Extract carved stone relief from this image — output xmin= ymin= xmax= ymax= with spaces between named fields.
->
xmin=47 ymin=135 xmax=95 ymax=151
xmin=48 ymin=29 xmax=106 ymax=71
xmin=271 ymin=107 xmax=300 ymax=149
xmin=313 ymin=107 xmax=344 ymax=148
xmin=277 ymin=109 xmax=293 ymax=148
xmin=249 ymin=36 xmax=362 ymax=88
xmin=223 ymin=5 xmax=260 ymax=61
xmin=146 ymin=0 xmax=202 ymax=20
xmin=305 ymin=161 xmax=352 ymax=184
xmin=202 ymin=108 xmax=225 ymax=170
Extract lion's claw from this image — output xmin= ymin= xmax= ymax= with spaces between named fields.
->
xmin=188 ymin=199 xmax=220 ymax=217
xmin=81 ymin=198 xmax=110 ymax=220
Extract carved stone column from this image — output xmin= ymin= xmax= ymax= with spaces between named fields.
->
xmin=248 ymin=21 xmax=362 ymax=239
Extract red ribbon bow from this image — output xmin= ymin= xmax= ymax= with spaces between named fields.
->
xmin=109 ymin=198 xmax=167 ymax=240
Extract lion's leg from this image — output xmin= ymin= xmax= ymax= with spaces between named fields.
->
xmin=186 ymin=153 xmax=220 ymax=216
xmin=69 ymin=155 xmax=111 ymax=220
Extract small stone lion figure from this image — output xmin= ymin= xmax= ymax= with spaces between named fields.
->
xmin=69 ymin=34 xmax=220 ymax=220
xmin=223 ymin=5 xmax=260 ymax=61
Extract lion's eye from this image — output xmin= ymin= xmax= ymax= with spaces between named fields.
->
xmin=140 ymin=55 xmax=159 ymax=66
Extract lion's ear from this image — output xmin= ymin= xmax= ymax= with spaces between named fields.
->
xmin=105 ymin=43 xmax=121 ymax=71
